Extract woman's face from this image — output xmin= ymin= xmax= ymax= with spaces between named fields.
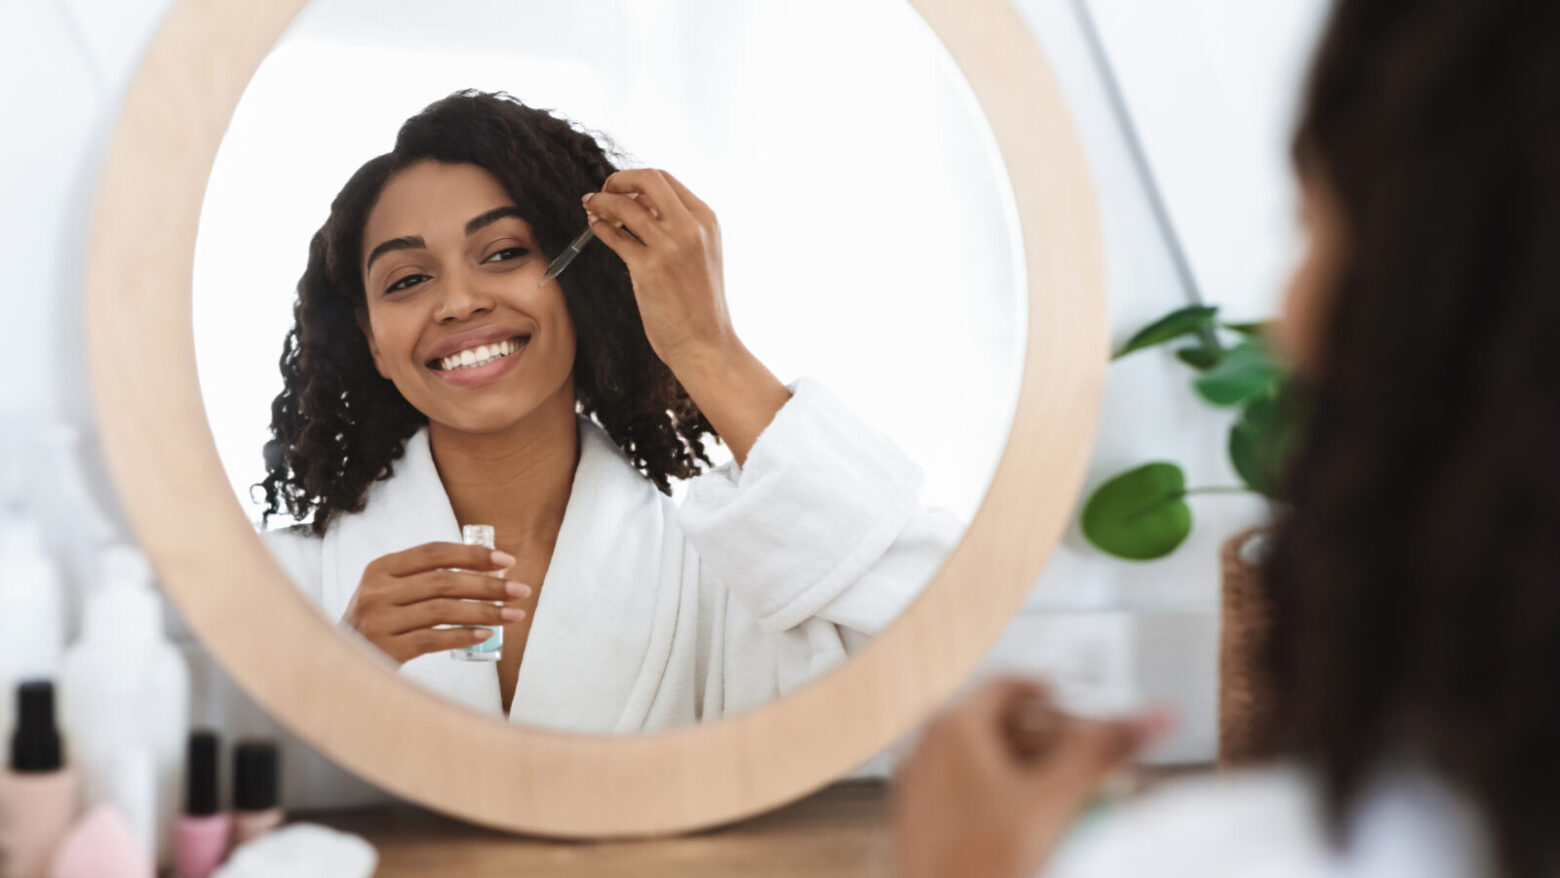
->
xmin=1276 ymin=171 xmax=1345 ymax=375
xmin=358 ymin=160 xmax=576 ymax=434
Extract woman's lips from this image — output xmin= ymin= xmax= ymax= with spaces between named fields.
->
xmin=428 ymin=337 xmax=529 ymax=388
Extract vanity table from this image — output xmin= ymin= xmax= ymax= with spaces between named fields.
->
xmin=301 ymin=767 xmax=1210 ymax=876
xmin=302 ymin=781 xmax=892 ymax=877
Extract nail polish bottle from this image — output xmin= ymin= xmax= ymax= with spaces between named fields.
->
xmin=0 ymin=681 xmax=78 ymax=878
xmin=231 ymin=741 xmax=283 ymax=847
xmin=174 ymin=731 xmax=229 ymax=878
xmin=450 ymin=524 xmax=503 ymax=661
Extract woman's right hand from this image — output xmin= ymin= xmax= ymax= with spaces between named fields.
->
xmin=341 ymin=541 xmax=531 ymax=665
xmin=893 ymin=679 xmax=1168 ymax=878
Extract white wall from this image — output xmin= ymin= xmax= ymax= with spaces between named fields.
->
xmin=1 ymin=0 xmax=1325 ymax=805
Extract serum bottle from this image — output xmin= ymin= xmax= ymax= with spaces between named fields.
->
xmin=451 ymin=524 xmax=503 ymax=661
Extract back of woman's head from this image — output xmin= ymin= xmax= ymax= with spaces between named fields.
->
xmin=1264 ymin=2 xmax=1560 ymax=875
xmin=260 ymin=90 xmax=712 ymax=534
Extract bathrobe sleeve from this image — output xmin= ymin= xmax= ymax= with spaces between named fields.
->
xmin=259 ymin=525 xmax=327 ymax=613
xmin=675 ymin=378 xmax=963 ymax=638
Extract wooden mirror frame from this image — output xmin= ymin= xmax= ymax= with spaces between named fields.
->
xmin=86 ymin=0 xmax=1104 ymax=837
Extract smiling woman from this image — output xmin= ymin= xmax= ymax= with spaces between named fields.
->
xmin=262 ymin=99 xmax=716 ymax=533
xmin=258 ymin=90 xmax=966 ymax=729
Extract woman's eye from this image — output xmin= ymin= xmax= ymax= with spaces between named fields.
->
xmin=484 ymin=246 xmax=530 ymax=264
xmin=386 ymin=274 xmax=428 ymax=294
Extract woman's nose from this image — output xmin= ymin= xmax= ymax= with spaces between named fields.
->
xmin=433 ymin=273 xmax=495 ymax=323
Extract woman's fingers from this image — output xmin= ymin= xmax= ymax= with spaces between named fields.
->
xmin=392 ymin=569 xmax=528 ymax=605
xmin=657 ymin=170 xmax=717 ymax=224
xmin=603 ymin=168 xmax=685 ymax=218
xmin=383 ymin=597 xmax=524 ymax=635
xmin=391 ymin=625 xmax=497 ymax=661
xmin=963 ymin=677 xmax=1052 ymax=723
xmin=1018 ymin=709 xmax=1173 ymax=811
xmin=373 ymin=541 xmax=513 ymax=578
xmin=585 ymin=190 xmax=668 ymax=250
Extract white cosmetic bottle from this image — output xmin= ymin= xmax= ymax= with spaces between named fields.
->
xmin=59 ymin=544 xmax=190 ymax=871
xmin=0 ymin=509 xmax=65 ymax=742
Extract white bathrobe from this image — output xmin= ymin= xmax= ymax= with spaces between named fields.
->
xmin=263 ymin=379 xmax=962 ymax=733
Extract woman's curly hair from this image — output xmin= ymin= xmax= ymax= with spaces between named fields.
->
xmin=259 ymin=90 xmax=714 ymax=535
xmin=1261 ymin=3 xmax=1560 ymax=877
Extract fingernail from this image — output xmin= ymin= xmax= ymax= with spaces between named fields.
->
xmin=500 ymin=607 xmax=525 ymax=622
xmin=582 ymin=192 xmax=595 ymax=205
xmin=473 ymin=629 xmax=493 ymax=640
xmin=505 ymin=581 xmax=530 ymax=598
xmin=587 ymin=212 xmax=600 ymax=224
xmin=491 ymin=550 xmax=516 ymax=567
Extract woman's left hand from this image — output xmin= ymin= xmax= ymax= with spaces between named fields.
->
xmin=583 ymin=169 xmax=791 ymax=465
xmin=583 ymin=169 xmax=734 ymax=370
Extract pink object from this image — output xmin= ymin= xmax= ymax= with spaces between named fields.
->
xmin=174 ymin=814 xmax=231 ymax=878
xmin=47 ymin=804 xmax=152 ymax=878
xmin=0 ymin=769 xmax=78 ymax=878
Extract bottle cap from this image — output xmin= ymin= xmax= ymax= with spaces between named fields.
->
xmin=461 ymin=524 xmax=496 ymax=549
xmin=185 ymin=730 xmax=220 ymax=816
xmin=0 ymin=511 xmax=65 ymax=682
xmin=10 ymin=680 xmax=63 ymax=773
xmin=101 ymin=543 xmax=153 ymax=592
xmin=234 ymin=740 xmax=280 ymax=811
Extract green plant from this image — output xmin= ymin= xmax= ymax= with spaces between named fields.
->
xmin=1080 ymin=304 xmax=1298 ymax=560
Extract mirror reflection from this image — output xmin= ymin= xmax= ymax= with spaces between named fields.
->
xmin=193 ymin=0 xmax=1024 ymax=733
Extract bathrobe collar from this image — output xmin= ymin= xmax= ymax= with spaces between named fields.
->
xmin=320 ymin=418 xmax=675 ymax=730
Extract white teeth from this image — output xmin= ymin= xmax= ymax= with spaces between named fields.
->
xmin=436 ymin=338 xmax=525 ymax=371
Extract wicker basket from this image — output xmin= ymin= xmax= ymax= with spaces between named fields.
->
xmin=1218 ymin=527 xmax=1279 ymax=769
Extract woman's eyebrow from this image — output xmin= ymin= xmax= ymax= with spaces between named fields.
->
xmin=365 ymin=236 xmax=423 ymax=273
xmin=465 ymin=205 xmax=525 ymax=235
xmin=364 ymin=206 xmax=525 ymax=273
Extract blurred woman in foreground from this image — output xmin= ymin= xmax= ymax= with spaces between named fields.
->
xmin=896 ymin=1 xmax=1560 ymax=875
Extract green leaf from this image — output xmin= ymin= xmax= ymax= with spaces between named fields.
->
xmin=1113 ymin=305 xmax=1219 ymax=360
xmin=1228 ymin=386 xmax=1300 ymax=499
xmin=1175 ymin=344 xmax=1223 ymax=370
xmin=1081 ymin=463 xmax=1193 ymax=560
xmin=1194 ymin=339 xmax=1283 ymax=407
xmin=1223 ymin=321 xmax=1270 ymax=338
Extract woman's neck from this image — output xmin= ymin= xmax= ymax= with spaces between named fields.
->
xmin=427 ymin=382 xmax=579 ymax=546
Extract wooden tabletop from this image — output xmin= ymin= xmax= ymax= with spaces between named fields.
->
xmin=299 ymin=780 xmax=893 ymax=877
xmin=297 ymin=766 xmax=1210 ymax=876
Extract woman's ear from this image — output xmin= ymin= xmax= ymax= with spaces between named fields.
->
xmin=1277 ymin=170 xmax=1345 ymax=375
xmin=355 ymin=309 xmax=389 ymax=380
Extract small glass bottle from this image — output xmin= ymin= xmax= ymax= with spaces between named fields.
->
xmin=451 ymin=524 xmax=503 ymax=661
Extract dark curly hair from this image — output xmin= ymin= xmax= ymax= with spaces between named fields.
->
xmin=1261 ymin=2 xmax=1560 ymax=876
xmin=259 ymin=90 xmax=714 ymax=534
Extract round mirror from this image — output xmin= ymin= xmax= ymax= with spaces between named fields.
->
xmin=88 ymin=0 xmax=1103 ymax=834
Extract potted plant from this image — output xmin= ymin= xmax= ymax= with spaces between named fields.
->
xmin=1080 ymin=304 xmax=1295 ymax=560
xmin=1080 ymin=303 xmax=1300 ymax=766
